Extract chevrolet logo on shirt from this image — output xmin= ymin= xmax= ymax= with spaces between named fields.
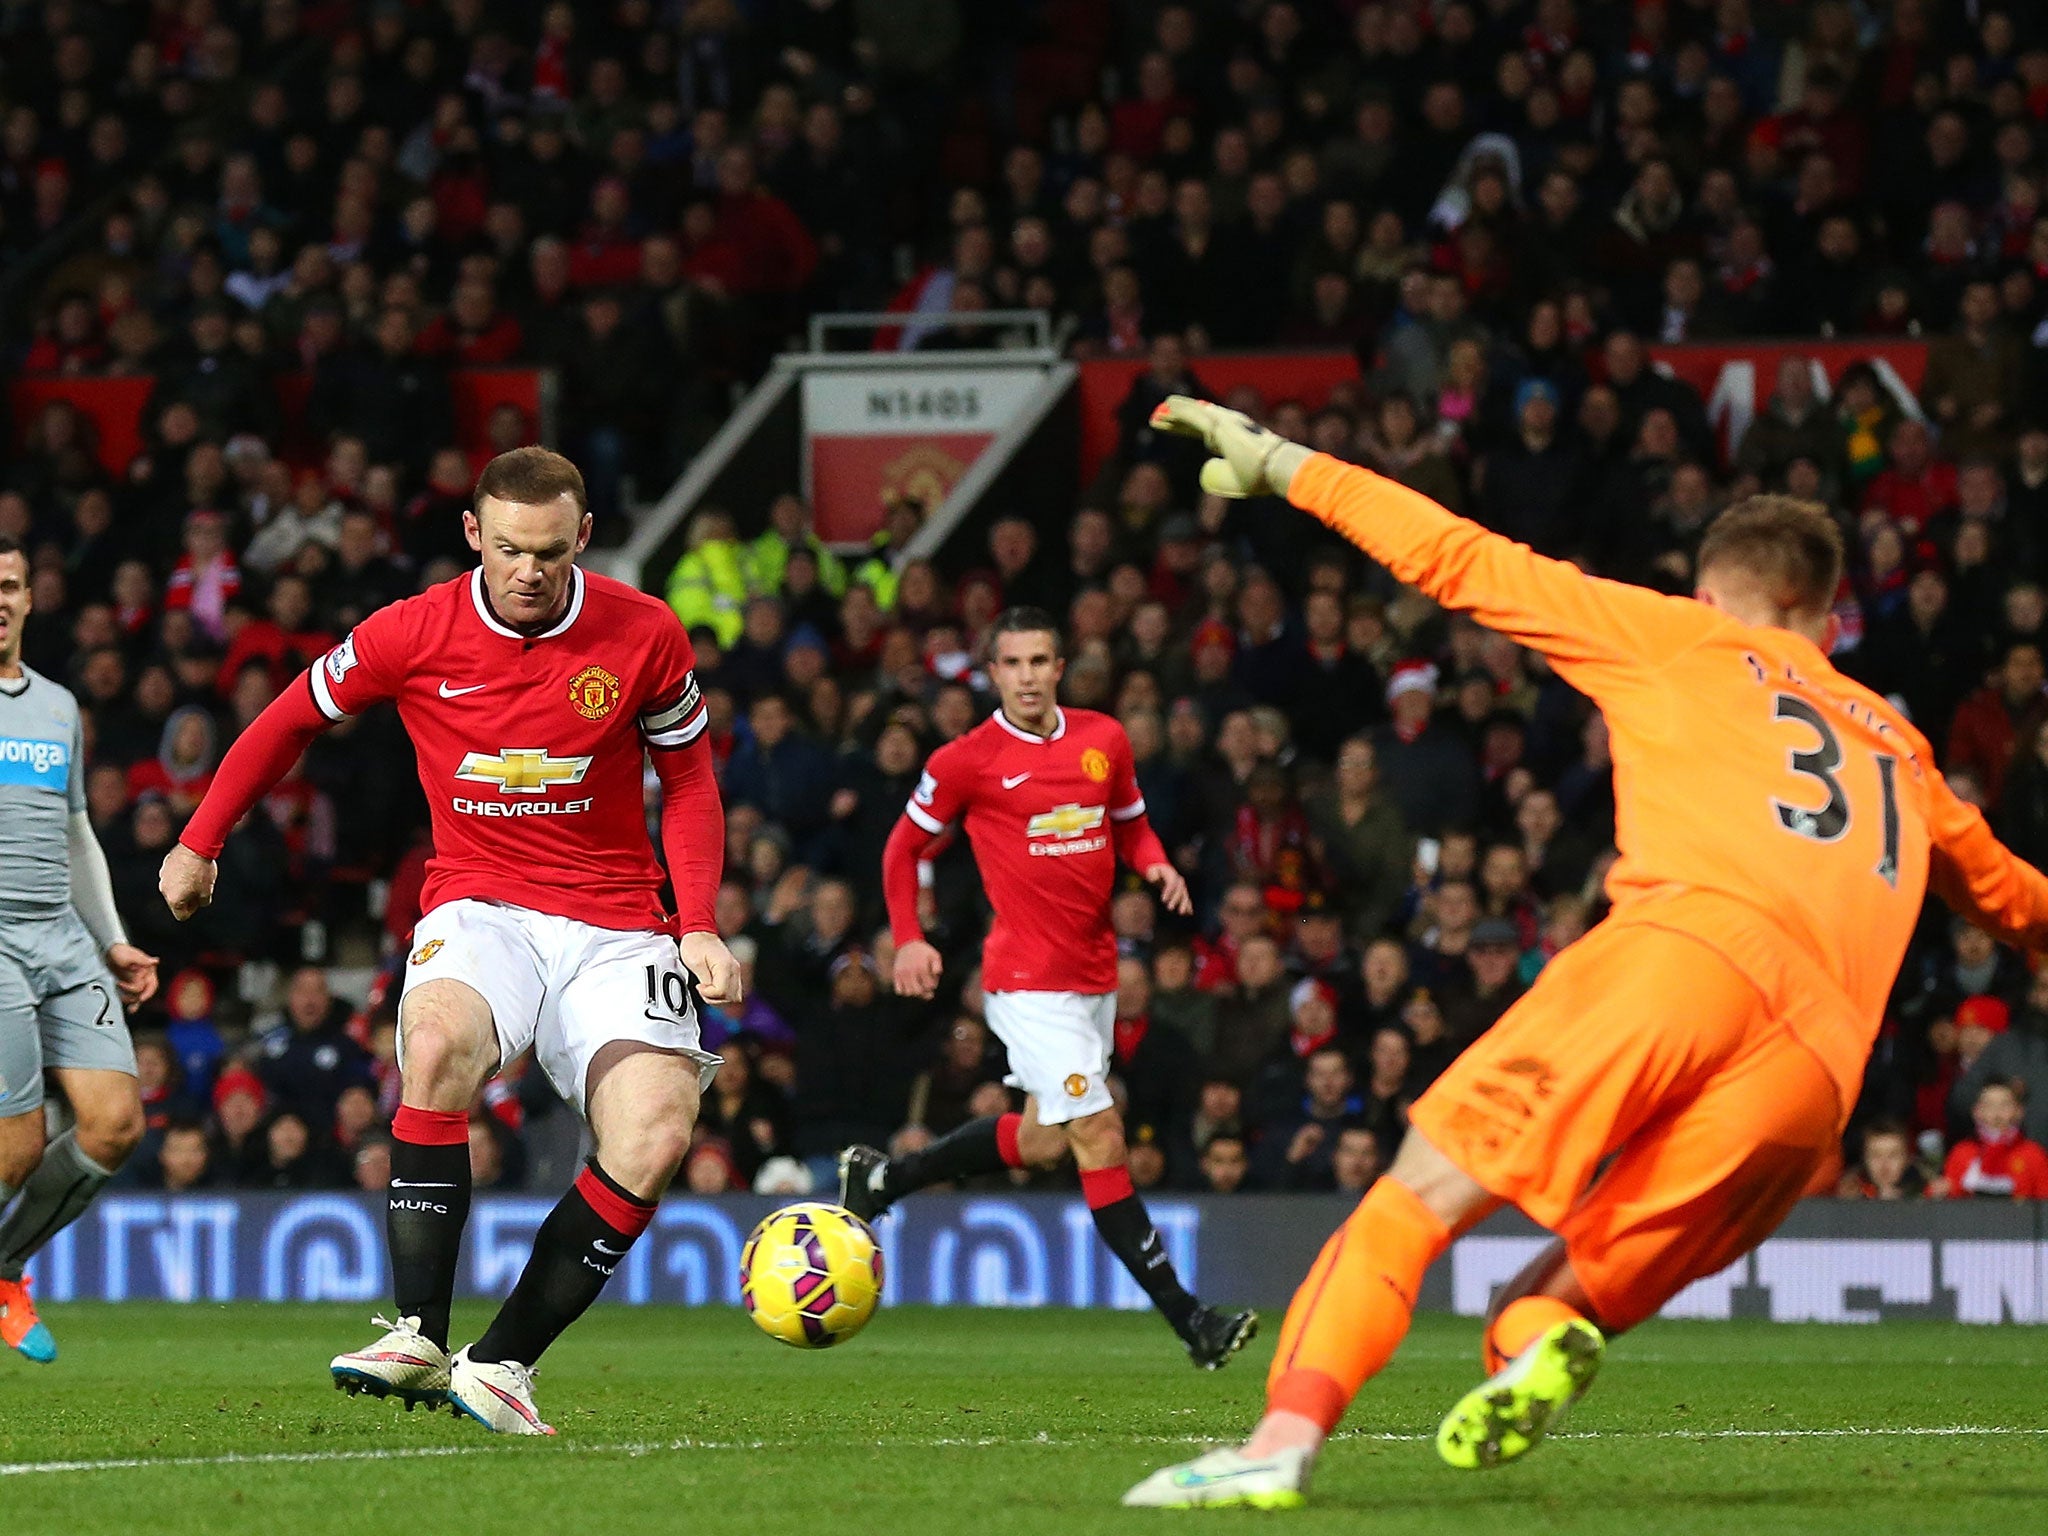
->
xmin=454 ymin=748 xmax=594 ymax=794
xmin=1026 ymin=803 xmax=1106 ymax=840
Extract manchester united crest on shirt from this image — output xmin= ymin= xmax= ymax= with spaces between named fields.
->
xmin=568 ymin=664 xmax=621 ymax=721
xmin=1080 ymin=747 xmax=1111 ymax=782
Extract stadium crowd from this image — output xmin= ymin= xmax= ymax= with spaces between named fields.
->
xmin=8 ymin=0 xmax=2048 ymax=1203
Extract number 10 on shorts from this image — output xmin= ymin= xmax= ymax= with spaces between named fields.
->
xmin=644 ymin=963 xmax=690 ymax=1020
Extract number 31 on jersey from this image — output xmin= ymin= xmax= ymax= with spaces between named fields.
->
xmin=1769 ymin=691 xmax=1901 ymax=887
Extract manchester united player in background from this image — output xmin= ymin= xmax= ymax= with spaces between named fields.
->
xmin=158 ymin=448 xmax=738 ymax=1435
xmin=841 ymin=609 xmax=1257 ymax=1368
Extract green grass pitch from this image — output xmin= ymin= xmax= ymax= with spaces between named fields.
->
xmin=1 ymin=1305 xmax=2043 ymax=1535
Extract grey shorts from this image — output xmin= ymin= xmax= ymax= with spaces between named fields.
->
xmin=0 ymin=912 xmax=136 ymax=1117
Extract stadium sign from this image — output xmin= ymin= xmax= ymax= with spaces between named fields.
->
xmin=801 ymin=366 xmax=1045 ymax=545
xmin=23 ymin=1194 xmax=2047 ymax=1323
xmin=1645 ymin=339 xmax=1930 ymax=470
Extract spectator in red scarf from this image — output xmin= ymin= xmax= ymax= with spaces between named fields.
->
xmin=163 ymin=510 xmax=241 ymax=643
xmin=1284 ymin=977 xmax=1342 ymax=1063
xmin=1946 ymin=641 xmax=2048 ymax=810
xmin=126 ymin=705 xmax=216 ymax=813
xmin=414 ymin=276 xmax=523 ymax=364
xmin=132 ymin=1035 xmax=193 ymax=1132
xmin=1195 ymin=880 xmax=1272 ymax=991
xmin=1524 ymin=0 xmax=1579 ymax=70
xmin=1933 ymin=1077 xmax=2048 ymax=1199
xmin=22 ymin=292 xmax=105 ymax=374
xmin=1231 ymin=762 xmax=1317 ymax=907
xmin=261 ymin=751 xmax=337 ymax=884
xmin=1860 ymin=418 xmax=1957 ymax=535
xmin=529 ymin=1 xmax=577 ymax=107
xmin=1146 ymin=514 xmax=1205 ymax=613
xmin=215 ymin=575 xmax=335 ymax=698
xmin=567 ymin=176 xmax=643 ymax=289
xmin=110 ymin=559 xmax=157 ymax=642
xmin=1772 ymin=66 xmax=1868 ymax=197
xmin=1111 ymin=53 xmax=1194 ymax=162
xmin=705 ymin=145 xmax=818 ymax=299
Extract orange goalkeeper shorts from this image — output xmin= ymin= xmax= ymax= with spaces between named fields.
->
xmin=1408 ymin=915 xmax=1842 ymax=1332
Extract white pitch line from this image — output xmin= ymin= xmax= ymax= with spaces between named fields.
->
xmin=2 ymin=1425 xmax=2044 ymax=1478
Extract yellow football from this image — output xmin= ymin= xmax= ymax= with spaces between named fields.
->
xmin=739 ymin=1201 xmax=885 ymax=1348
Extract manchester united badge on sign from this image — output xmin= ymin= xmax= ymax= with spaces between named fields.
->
xmin=1080 ymin=747 xmax=1111 ymax=782
xmin=568 ymin=664 xmax=621 ymax=721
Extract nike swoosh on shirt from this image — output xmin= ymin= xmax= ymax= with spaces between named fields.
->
xmin=593 ymin=1240 xmax=625 ymax=1256
xmin=438 ymin=681 xmax=486 ymax=698
xmin=1001 ymin=773 xmax=1031 ymax=789
xmin=390 ymin=1180 xmax=455 ymax=1190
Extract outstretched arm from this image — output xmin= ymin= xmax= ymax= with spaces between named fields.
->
xmin=1285 ymin=454 xmax=1716 ymax=686
xmin=1151 ymin=396 xmax=1718 ymax=697
xmin=169 ymin=608 xmax=408 ymax=918
xmin=162 ymin=674 xmax=330 ymax=918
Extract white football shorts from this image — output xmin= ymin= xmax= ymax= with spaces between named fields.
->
xmin=983 ymin=989 xmax=1117 ymax=1126
xmin=400 ymin=898 xmax=719 ymax=1114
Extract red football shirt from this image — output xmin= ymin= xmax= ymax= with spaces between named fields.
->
xmin=905 ymin=707 xmax=1149 ymax=994
xmin=309 ymin=566 xmax=706 ymax=931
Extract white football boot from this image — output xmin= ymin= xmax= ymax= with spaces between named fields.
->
xmin=330 ymin=1315 xmax=451 ymax=1409
xmin=448 ymin=1346 xmax=556 ymax=1435
xmin=1121 ymin=1444 xmax=1315 ymax=1509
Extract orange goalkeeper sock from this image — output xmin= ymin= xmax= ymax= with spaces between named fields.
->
xmin=1264 ymin=1177 xmax=1452 ymax=1433
xmin=1482 ymin=1294 xmax=1587 ymax=1375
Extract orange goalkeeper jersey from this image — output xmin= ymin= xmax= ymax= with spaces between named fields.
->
xmin=1289 ymin=453 xmax=2048 ymax=1105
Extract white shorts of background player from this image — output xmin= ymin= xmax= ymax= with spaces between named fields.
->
xmin=401 ymin=899 xmax=719 ymax=1114
xmin=984 ymin=990 xmax=1116 ymax=1126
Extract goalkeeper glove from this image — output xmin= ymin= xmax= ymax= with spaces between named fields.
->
xmin=1148 ymin=395 xmax=1314 ymax=500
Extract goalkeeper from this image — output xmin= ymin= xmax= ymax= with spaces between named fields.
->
xmin=1125 ymin=398 xmax=2048 ymax=1508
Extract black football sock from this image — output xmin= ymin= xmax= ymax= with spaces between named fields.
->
xmin=469 ymin=1160 xmax=654 ymax=1367
xmin=883 ymin=1112 xmax=1024 ymax=1201
xmin=1082 ymin=1164 xmax=1200 ymax=1332
xmin=388 ymin=1107 xmax=474 ymax=1351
